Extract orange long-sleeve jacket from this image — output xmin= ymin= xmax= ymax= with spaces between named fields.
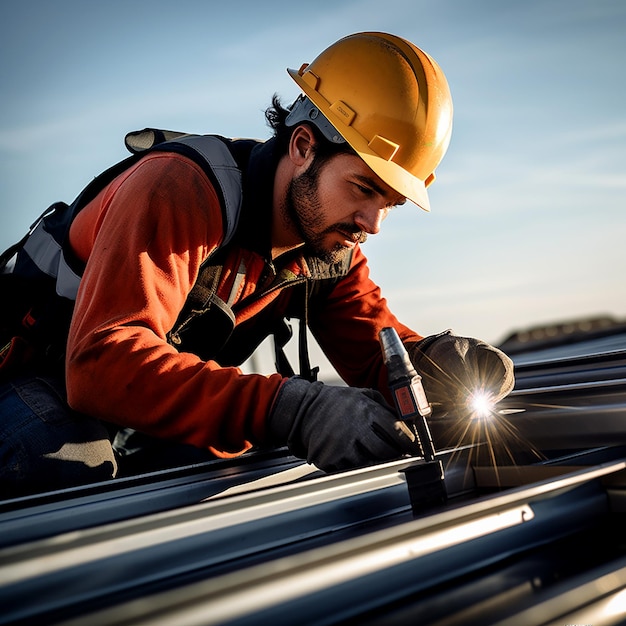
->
xmin=65 ymin=138 xmax=422 ymax=457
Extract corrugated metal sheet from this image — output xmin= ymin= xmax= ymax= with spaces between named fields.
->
xmin=1 ymin=328 xmax=626 ymax=625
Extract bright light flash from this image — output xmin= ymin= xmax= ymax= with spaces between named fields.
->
xmin=468 ymin=391 xmax=496 ymax=420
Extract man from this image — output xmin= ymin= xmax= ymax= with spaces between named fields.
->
xmin=0 ymin=32 xmax=514 ymax=497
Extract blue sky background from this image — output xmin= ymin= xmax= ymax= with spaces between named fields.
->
xmin=1 ymin=0 xmax=625 ymax=376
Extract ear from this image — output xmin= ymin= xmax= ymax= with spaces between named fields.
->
xmin=288 ymin=125 xmax=316 ymax=167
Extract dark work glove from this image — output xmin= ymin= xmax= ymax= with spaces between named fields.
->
xmin=407 ymin=331 xmax=515 ymax=418
xmin=268 ymin=378 xmax=419 ymax=472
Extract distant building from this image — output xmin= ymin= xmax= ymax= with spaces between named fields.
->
xmin=499 ymin=315 xmax=626 ymax=354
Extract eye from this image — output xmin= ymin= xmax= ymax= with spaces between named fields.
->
xmin=352 ymin=182 xmax=374 ymax=197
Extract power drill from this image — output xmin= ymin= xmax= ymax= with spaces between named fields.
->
xmin=379 ymin=327 xmax=447 ymax=512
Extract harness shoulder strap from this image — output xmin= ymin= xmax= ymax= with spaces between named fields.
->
xmin=133 ymin=131 xmax=243 ymax=248
xmin=2 ymin=130 xmax=243 ymax=302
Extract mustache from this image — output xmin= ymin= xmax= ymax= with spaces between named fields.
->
xmin=334 ymin=223 xmax=368 ymax=244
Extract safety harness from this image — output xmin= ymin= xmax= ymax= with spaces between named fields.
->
xmin=0 ymin=129 xmax=343 ymax=380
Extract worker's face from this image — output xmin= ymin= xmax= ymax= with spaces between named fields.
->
xmin=285 ymin=151 xmax=406 ymax=264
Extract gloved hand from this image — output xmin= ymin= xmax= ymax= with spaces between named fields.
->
xmin=407 ymin=331 xmax=515 ymax=418
xmin=268 ymin=378 xmax=419 ymax=472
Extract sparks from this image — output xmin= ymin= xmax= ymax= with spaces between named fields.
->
xmin=468 ymin=390 xmax=496 ymax=420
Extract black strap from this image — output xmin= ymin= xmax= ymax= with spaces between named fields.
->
xmin=272 ymin=281 xmax=319 ymax=382
xmin=298 ymin=281 xmax=319 ymax=381
xmin=273 ymin=320 xmax=295 ymax=378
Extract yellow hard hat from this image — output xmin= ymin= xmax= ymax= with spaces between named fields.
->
xmin=287 ymin=32 xmax=453 ymax=211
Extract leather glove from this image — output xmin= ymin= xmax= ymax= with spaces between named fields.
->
xmin=407 ymin=331 xmax=515 ymax=418
xmin=268 ymin=378 xmax=419 ymax=472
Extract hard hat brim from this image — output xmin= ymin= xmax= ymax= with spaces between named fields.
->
xmin=359 ymin=151 xmax=431 ymax=212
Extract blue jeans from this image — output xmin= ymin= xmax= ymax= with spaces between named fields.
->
xmin=0 ymin=375 xmax=117 ymax=498
xmin=0 ymin=375 xmax=219 ymax=499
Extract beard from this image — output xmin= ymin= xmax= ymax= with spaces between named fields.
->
xmin=284 ymin=164 xmax=367 ymax=265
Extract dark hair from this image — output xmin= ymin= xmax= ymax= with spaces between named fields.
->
xmin=265 ymin=94 xmax=356 ymax=166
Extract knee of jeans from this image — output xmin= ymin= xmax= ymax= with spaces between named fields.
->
xmin=0 ymin=438 xmax=118 ymax=498
xmin=0 ymin=415 xmax=119 ymax=498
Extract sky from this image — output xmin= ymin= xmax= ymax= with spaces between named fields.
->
xmin=1 ymin=0 xmax=625 ymax=377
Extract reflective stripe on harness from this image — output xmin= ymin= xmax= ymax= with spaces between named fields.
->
xmin=14 ymin=134 xmax=243 ymax=302
xmin=22 ymin=219 xmax=82 ymax=300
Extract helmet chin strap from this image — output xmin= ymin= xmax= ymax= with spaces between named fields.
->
xmin=285 ymin=95 xmax=346 ymax=145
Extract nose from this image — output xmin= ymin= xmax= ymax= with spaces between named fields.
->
xmin=354 ymin=205 xmax=390 ymax=235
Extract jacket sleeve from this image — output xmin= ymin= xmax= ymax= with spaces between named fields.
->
xmin=66 ymin=153 xmax=284 ymax=455
xmin=308 ymin=246 xmax=423 ymax=401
